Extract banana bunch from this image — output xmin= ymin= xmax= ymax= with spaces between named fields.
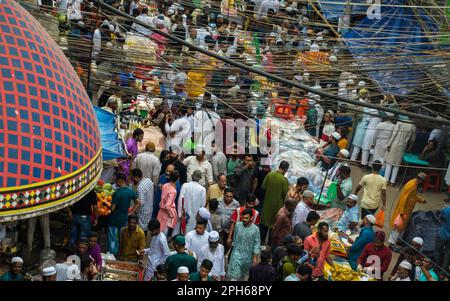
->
xmin=330 ymin=265 xmax=364 ymax=281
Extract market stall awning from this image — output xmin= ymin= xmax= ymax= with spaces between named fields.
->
xmin=94 ymin=106 xmax=127 ymax=161
xmin=342 ymin=0 xmax=441 ymax=95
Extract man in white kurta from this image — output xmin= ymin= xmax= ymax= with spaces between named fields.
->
xmin=165 ymin=115 xmax=191 ymax=150
xmin=372 ymin=117 xmax=395 ymax=164
xmin=183 ymin=147 xmax=213 ymax=188
xmin=185 ymin=220 xmax=210 ymax=259
xmin=384 ymin=118 xmax=416 ymax=184
xmin=361 ymin=111 xmax=381 ymax=167
xmin=197 ymin=231 xmax=226 ymax=281
xmin=134 ymin=142 xmax=161 ymax=186
xmin=177 ymin=170 xmax=207 ymax=234
xmin=140 ymin=220 xmax=170 ymax=281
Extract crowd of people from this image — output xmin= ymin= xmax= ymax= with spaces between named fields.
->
xmin=1 ymin=0 xmax=449 ymax=282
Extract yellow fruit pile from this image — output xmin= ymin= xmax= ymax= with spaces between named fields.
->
xmin=97 ymin=191 xmax=112 ymax=216
xmin=330 ymin=265 xmax=364 ymax=281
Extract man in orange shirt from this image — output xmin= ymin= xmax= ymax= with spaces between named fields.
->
xmin=227 ymin=194 xmax=260 ymax=247
xmin=304 ymin=222 xmax=334 ymax=281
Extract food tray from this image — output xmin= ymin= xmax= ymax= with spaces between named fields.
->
xmin=102 ymin=260 xmax=140 ymax=281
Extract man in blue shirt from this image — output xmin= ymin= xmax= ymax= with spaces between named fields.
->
xmin=337 ymin=194 xmax=360 ymax=234
xmin=0 ymin=257 xmax=25 ymax=281
xmin=348 ymin=214 xmax=376 ymax=270
xmin=435 ymin=206 xmax=450 ymax=274
xmin=317 ymin=132 xmax=341 ymax=170
xmin=107 ymin=173 xmax=141 ymax=256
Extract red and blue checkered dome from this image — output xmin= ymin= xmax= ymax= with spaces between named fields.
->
xmin=0 ymin=0 xmax=101 ymax=188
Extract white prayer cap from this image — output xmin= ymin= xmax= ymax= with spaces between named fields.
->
xmin=108 ymin=24 xmax=115 ymax=31
xmin=399 ymin=261 xmax=412 ymax=270
xmin=269 ymin=32 xmax=278 ymax=37
xmin=11 ymin=257 xmax=23 ymax=264
xmin=331 ymin=132 xmax=341 ymax=141
xmin=286 ymin=6 xmax=293 ymax=12
xmin=42 ymin=266 xmax=57 ymax=276
xmin=385 ymin=112 xmax=394 ymax=117
xmin=317 ymin=32 xmax=323 ymax=36
xmin=348 ymin=194 xmax=359 ymax=201
xmin=338 ymin=82 xmax=347 ymax=88
xmin=294 ymin=75 xmax=303 ymax=81
xmin=316 ymin=36 xmax=324 ymax=42
xmin=209 ymin=231 xmax=220 ymax=242
xmin=366 ymin=214 xmax=376 ymax=224
xmin=303 ymin=72 xmax=310 ymax=78
xmin=228 ymin=75 xmax=237 ymax=82
xmin=339 ymin=149 xmax=350 ymax=158
xmin=347 ymin=79 xmax=355 ymax=85
xmin=412 ymin=237 xmax=424 ymax=246
xmin=358 ymin=81 xmax=367 ymax=87
xmin=178 ymin=266 xmax=189 ymax=274
xmin=310 ymin=42 xmax=320 ymax=52
xmin=168 ymin=8 xmax=176 ymax=15
xmin=198 ymin=207 xmax=211 ymax=220
xmin=329 ymin=55 xmax=337 ymax=62
xmin=302 ymin=17 xmax=309 ymax=22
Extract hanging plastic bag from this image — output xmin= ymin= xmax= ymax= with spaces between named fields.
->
xmin=375 ymin=209 xmax=385 ymax=228
xmin=393 ymin=214 xmax=404 ymax=230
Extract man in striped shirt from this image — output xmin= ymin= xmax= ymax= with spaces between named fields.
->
xmin=131 ymin=169 xmax=154 ymax=232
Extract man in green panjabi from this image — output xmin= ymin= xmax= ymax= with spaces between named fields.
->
xmin=227 ymin=208 xmax=261 ymax=280
xmin=165 ymin=235 xmax=197 ymax=280
xmin=261 ymin=161 xmax=289 ymax=230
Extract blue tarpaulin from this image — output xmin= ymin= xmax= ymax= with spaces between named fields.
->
xmin=342 ymin=0 xmax=441 ymax=95
xmin=94 ymin=106 xmax=127 ymax=161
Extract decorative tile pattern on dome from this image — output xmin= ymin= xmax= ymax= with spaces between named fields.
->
xmin=0 ymin=150 xmax=102 ymax=211
xmin=0 ymin=0 xmax=101 ymax=187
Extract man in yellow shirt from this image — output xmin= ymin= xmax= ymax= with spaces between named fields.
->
xmin=118 ymin=215 xmax=146 ymax=262
xmin=354 ymin=161 xmax=387 ymax=219
xmin=206 ymin=174 xmax=227 ymax=206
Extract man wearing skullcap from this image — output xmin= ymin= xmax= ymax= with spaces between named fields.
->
xmin=390 ymin=260 xmax=412 ymax=281
xmin=337 ymin=194 xmax=360 ymax=233
xmin=42 ymin=266 xmax=57 ymax=281
xmin=357 ymin=231 xmax=392 ymax=280
xmin=316 ymin=132 xmax=341 ymax=171
xmin=174 ymin=266 xmax=190 ymax=281
xmin=197 ymin=207 xmax=212 ymax=231
xmin=328 ymin=149 xmax=350 ymax=181
xmin=197 ymin=231 xmax=225 ymax=281
xmin=348 ymin=215 xmax=375 ymax=270
xmin=388 ymin=173 xmax=427 ymax=248
xmin=165 ymin=235 xmax=197 ymax=280
xmin=0 ymin=257 xmax=25 ymax=281
xmin=390 ymin=236 xmax=425 ymax=279
xmin=134 ymin=141 xmax=160 ymax=186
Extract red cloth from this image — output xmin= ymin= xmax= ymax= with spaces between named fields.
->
xmin=358 ymin=243 xmax=393 ymax=280
xmin=230 ymin=207 xmax=260 ymax=225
